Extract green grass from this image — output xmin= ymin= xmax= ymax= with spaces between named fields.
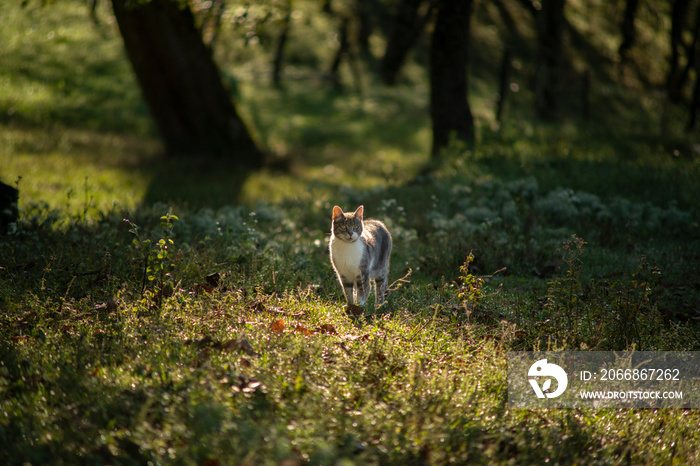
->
xmin=2 ymin=0 xmax=700 ymax=464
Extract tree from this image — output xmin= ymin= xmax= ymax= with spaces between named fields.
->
xmin=380 ymin=0 xmax=433 ymax=86
xmin=429 ymin=0 xmax=474 ymax=157
xmin=272 ymin=0 xmax=292 ymax=87
xmin=533 ymin=0 xmax=566 ymax=121
xmin=355 ymin=0 xmax=378 ymax=64
xmin=667 ymin=0 xmax=700 ymax=103
xmin=111 ymin=0 xmax=264 ymax=166
xmin=618 ymin=0 xmax=640 ymax=64
xmin=667 ymin=0 xmax=692 ymax=101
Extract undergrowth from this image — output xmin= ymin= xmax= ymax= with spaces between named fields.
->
xmin=2 ymin=172 xmax=699 ymax=463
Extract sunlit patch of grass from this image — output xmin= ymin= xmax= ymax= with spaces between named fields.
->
xmin=1 ymin=126 xmax=157 ymax=217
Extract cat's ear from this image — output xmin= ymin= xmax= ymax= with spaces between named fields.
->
xmin=332 ymin=205 xmax=344 ymax=219
xmin=354 ymin=205 xmax=364 ymax=219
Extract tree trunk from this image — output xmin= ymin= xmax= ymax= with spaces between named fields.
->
xmin=329 ymin=17 xmax=350 ymax=90
xmin=496 ymin=47 xmax=512 ymax=125
xmin=429 ymin=0 xmax=474 ymax=157
xmin=618 ymin=0 xmax=640 ymax=63
xmin=111 ymin=0 xmax=264 ymax=165
xmin=272 ymin=0 xmax=292 ymax=87
xmin=686 ymin=64 xmax=700 ymax=131
xmin=676 ymin=5 xmax=700 ymax=99
xmin=380 ymin=0 xmax=432 ymax=86
xmin=687 ymin=8 xmax=700 ymax=130
xmin=534 ymin=0 xmax=566 ymax=121
xmin=356 ymin=0 xmax=376 ymax=64
xmin=667 ymin=0 xmax=691 ymax=101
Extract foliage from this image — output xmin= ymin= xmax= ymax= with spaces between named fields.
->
xmin=124 ymin=210 xmax=179 ymax=306
xmin=457 ymin=252 xmax=485 ymax=313
xmin=538 ymin=236 xmax=681 ymax=351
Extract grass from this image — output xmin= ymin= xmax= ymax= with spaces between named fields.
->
xmin=2 ymin=0 xmax=700 ymax=464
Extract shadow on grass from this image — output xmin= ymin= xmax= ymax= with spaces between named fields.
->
xmin=138 ymin=156 xmax=254 ymax=210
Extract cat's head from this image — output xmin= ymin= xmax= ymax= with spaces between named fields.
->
xmin=332 ymin=205 xmax=363 ymax=242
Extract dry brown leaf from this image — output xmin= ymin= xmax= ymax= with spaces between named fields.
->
xmin=270 ymin=319 xmax=285 ymax=333
xmin=293 ymin=324 xmax=313 ymax=336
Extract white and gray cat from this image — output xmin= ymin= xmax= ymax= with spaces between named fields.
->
xmin=330 ymin=205 xmax=392 ymax=307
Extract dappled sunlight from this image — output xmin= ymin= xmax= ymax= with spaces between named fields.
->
xmin=1 ymin=127 xmax=157 ymax=217
xmin=238 ymin=80 xmax=431 ymax=170
xmin=0 ymin=0 xmax=149 ymax=135
xmin=1 ymin=1 xmax=700 ymax=463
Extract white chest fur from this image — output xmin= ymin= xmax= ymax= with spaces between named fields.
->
xmin=330 ymin=236 xmax=364 ymax=280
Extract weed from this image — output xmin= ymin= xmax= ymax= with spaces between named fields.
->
xmin=545 ymin=235 xmax=587 ymax=344
xmin=124 ymin=209 xmax=179 ymax=306
xmin=457 ymin=252 xmax=485 ymax=315
xmin=539 ymin=236 xmax=696 ymax=351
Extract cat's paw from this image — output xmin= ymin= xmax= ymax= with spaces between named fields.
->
xmin=344 ymin=304 xmax=364 ymax=318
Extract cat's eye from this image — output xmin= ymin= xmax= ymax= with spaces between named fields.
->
xmin=353 ymin=226 xmax=360 ymax=231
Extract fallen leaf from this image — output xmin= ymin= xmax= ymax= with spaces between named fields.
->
xmin=293 ymin=324 xmax=313 ymax=336
xmin=270 ymin=319 xmax=285 ymax=333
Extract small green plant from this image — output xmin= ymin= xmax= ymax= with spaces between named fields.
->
xmin=548 ymin=235 xmax=586 ymax=315
xmin=124 ymin=209 xmax=179 ymax=306
xmin=543 ymin=235 xmax=591 ymax=347
xmin=458 ymin=252 xmax=485 ymax=314
xmin=605 ymin=255 xmax=663 ymax=350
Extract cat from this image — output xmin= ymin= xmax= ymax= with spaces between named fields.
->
xmin=329 ymin=205 xmax=392 ymax=308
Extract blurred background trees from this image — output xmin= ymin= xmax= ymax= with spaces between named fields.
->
xmin=13 ymin=0 xmax=700 ymax=162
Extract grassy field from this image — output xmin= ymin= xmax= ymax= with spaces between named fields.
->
xmin=2 ymin=1 xmax=700 ymax=464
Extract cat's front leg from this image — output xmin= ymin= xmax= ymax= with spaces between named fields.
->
xmin=357 ymin=274 xmax=371 ymax=306
xmin=341 ymin=278 xmax=355 ymax=305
